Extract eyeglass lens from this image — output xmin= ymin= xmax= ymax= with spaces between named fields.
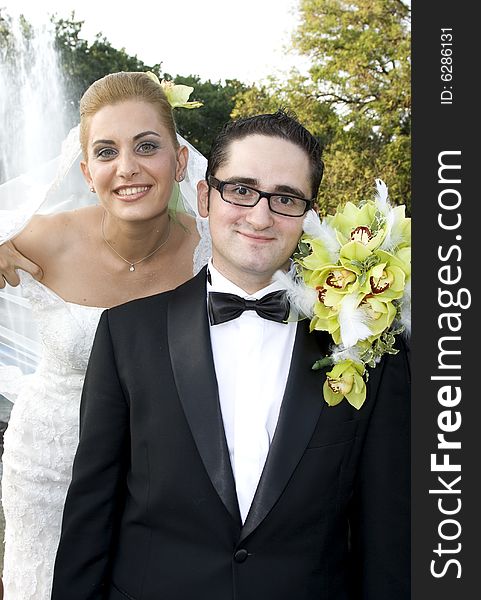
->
xmin=221 ymin=183 xmax=308 ymax=216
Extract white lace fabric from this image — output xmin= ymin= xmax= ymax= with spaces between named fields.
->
xmin=1 ymin=272 xmax=104 ymax=599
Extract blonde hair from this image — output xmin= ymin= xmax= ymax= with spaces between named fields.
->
xmin=79 ymin=71 xmax=178 ymax=158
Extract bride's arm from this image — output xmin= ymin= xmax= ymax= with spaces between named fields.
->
xmin=0 ymin=240 xmax=43 ymax=287
xmin=0 ymin=213 xmax=70 ymax=287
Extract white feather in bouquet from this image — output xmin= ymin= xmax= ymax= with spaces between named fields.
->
xmin=338 ymin=293 xmax=372 ymax=348
xmin=274 ymin=267 xmax=317 ymax=319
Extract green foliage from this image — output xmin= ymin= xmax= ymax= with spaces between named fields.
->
xmin=0 ymin=10 xmax=14 ymax=57
xmin=52 ymin=13 xmax=159 ymax=126
xmin=1 ymin=10 xmax=36 ymax=60
xmin=170 ymin=75 xmax=248 ymax=157
xmin=232 ymin=72 xmax=343 ymax=213
xmin=50 ymin=14 xmax=243 ymax=156
xmin=233 ymin=0 xmax=411 ymax=214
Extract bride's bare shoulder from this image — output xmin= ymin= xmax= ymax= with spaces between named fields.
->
xmin=12 ymin=206 xmax=101 ymax=263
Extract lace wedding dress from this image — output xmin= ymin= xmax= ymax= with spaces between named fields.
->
xmin=0 ymin=221 xmax=211 ymax=600
xmin=1 ymin=272 xmax=104 ymax=599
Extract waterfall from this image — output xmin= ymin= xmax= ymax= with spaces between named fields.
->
xmin=0 ymin=17 xmax=68 ymax=184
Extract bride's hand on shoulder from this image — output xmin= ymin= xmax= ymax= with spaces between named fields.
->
xmin=0 ymin=239 xmax=43 ymax=287
xmin=0 ymin=211 xmax=77 ymax=288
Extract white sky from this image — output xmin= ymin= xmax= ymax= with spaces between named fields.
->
xmin=1 ymin=0 xmax=308 ymax=84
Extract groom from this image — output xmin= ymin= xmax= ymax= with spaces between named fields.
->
xmin=51 ymin=111 xmax=410 ymax=600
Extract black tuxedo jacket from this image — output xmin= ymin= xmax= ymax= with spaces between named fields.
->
xmin=51 ymin=266 xmax=410 ymax=600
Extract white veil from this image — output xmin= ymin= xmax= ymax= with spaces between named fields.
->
xmin=0 ymin=124 xmax=209 ymax=400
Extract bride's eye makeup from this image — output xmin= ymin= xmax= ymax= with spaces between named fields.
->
xmin=95 ymin=147 xmax=118 ymax=160
xmin=92 ymin=138 xmax=160 ymax=160
xmin=136 ymin=140 xmax=159 ymax=154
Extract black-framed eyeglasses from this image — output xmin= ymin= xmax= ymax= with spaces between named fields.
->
xmin=208 ymin=176 xmax=314 ymax=217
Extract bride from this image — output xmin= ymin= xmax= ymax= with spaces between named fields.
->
xmin=0 ymin=71 xmax=209 ymax=600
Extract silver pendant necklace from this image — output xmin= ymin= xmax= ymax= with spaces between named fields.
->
xmin=101 ymin=211 xmax=171 ymax=272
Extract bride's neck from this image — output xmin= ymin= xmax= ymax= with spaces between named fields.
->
xmin=100 ymin=210 xmax=172 ymax=263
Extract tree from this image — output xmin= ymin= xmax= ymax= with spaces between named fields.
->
xmin=171 ymin=75 xmax=248 ymax=157
xmin=0 ymin=10 xmax=38 ymax=60
xmin=294 ymin=0 xmax=411 ymax=209
xmin=233 ymin=0 xmax=411 ymax=214
xmin=52 ymin=13 xmax=160 ymax=126
xmin=0 ymin=9 xmax=13 ymax=53
xmin=51 ymin=15 xmax=241 ymax=157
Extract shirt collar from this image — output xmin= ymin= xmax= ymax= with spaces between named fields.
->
xmin=207 ymin=259 xmax=288 ymax=300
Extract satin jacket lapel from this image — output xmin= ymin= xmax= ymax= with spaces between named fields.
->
xmin=240 ymin=321 xmax=330 ymax=542
xmin=168 ymin=267 xmax=241 ymax=525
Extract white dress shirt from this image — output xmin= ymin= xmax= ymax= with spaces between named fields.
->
xmin=207 ymin=260 xmax=297 ymax=523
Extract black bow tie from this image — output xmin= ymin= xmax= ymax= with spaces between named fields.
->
xmin=208 ymin=290 xmax=289 ymax=325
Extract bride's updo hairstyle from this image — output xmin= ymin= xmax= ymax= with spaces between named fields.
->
xmin=79 ymin=71 xmax=178 ymax=159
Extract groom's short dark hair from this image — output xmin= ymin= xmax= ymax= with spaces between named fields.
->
xmin=205 ymin=110 xmax=324 ymax=199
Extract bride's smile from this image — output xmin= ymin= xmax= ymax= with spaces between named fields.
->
xmin=81 ymin=99 xmax=187 ymax=223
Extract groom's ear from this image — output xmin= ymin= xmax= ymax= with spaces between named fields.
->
xmin=197 ymin=180 xmax=210 ymax=217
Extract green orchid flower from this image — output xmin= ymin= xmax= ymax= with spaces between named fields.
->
xmin=299 ymin=237 xmax=335 ymax=269
xmin=145 ymin=71 xmax=203 ymax=109
xmin=377 ymin=249 xmax=411 ymax=276
xmin=160 ymin=80 xmax=203 ymax=109
xmin=390 ymin=247 xmax=411 ymax=278
xmin=358 ymin=248 xmax=409 ymax=302
xmin=329 ymin=201 xmax=387 ymax=250
xmin=308 ymin=273 xmax=359 ymax=345
xmin=311 ymin=301 xmax=341 ymax=340
xmin=338 ymin=240 xmax=375 ymax=278
xmin=305 ymin=263 xmax=358 ymax=297
xmin=366 ymin=261 xmax=405 ymax=300
xmin=323 ymin=360 xmax=366 ymax=409
xmin=361 ymin=295 xmax=397 ymax=339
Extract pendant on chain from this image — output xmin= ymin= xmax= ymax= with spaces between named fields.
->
xmin=101 ymin=212 xmax=171 ymax=273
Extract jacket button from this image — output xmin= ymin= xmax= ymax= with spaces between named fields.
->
xmin=233 ymin=548 xmax=249 ymax=563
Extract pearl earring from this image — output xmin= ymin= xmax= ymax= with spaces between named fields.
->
xmin=90 ymin=187 xmax=95 ymax=193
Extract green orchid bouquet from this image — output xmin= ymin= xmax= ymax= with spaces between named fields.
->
xmin=284 ymin=179 xmax=411 ymax=409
